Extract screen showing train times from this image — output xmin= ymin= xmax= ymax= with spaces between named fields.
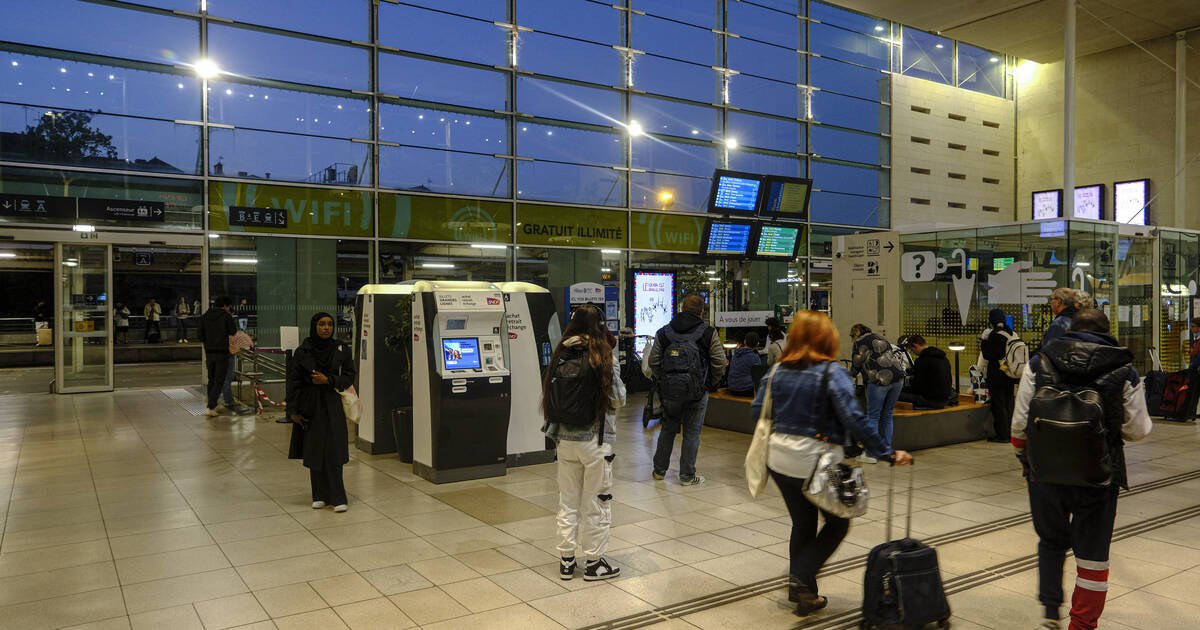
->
xmin=759 ymin=176 xmax=811 ymax=220
xmin=709 ymin=171 xmax=763 ymax=214
xmin=754 ymin=224 xmax=801 ymax=259
xmin=703 ymin=220 xmax=753 ymax=257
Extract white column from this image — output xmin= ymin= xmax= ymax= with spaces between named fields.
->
xmin=1063 ymin=0 xmax=1076 ymax=219
xmin=1176 ymin=33 xmax=1187 ymax=228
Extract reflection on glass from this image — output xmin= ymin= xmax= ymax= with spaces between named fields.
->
xmin=810 ymin=56 xmax=889 ymax=101
xmin=631 ymin=171 xmax=709 ymax=213
xmin=209 ymin=81 xmax=370 ymax=139
xmin=517 ymin=77 xmax=623 ymax=126
xmin=809 ymin=1 xmax=886 ymax=37
xmin=0 ymin=0 xmax=198 ymax=64
xmin=209 ymin=128 xmax=371 ymax=185
xmin=380 ymin=242 xmax=508 ymax=285
xmin=957 ymin=43 xmax=1004 ymax=97
xmin=380 ymin=145 xmax=509 ymax=197
xmin=631 ymin=96 xmax=721 ymax=140
xmin=0 ymin=165 xmax=204 ymax=229
xmin=902 ymin=28 xmax=954 ymax=85
xmin=726 ymin=111 xmax=803 ymax=153
xmin=516 ymin=32 xmax=623 ymax=85
xmin=516 ymin=161 xmax=625 ymax=206
xmin=632 ymin=136 xmax=716 ymax=178
xmin=60 ymin=243 xmax=110 ymax=391
xmin=727 ymin=149 xmax=803 ymax=178
xmin=381 ymin=105 xmax=506 ymax=152
xmin=207 ymin=25 xmax=368 ymax=91
xmin=380 ymin=4 xmax=507 ymax=66
xmin=517 ymin=122 xmax=624 ymax=167
xmin=208 ymin=0 xmax=369 ymax=41
xmin=809 ymin=22 xmax=890 ymax=70
xmin=379 ymin=54 xmax=508 ymax=111
xmin=630 ymin=55 xmax=720 ymax=103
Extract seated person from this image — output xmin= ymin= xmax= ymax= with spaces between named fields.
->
xmin=726 ymin=331 xmax=762 ymax=397
xmin=898 ymin=335 xmax=954 ymax=409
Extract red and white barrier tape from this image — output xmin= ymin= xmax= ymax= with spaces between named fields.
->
xmin=254 ymin=384 xmax=286 ymax=415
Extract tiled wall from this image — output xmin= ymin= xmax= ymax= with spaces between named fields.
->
xmin=890 ymin=74 xmax=1016 ymax=231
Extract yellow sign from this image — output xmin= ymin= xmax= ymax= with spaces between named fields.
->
xmin=208 ymin=182 xmax=373 ymax=237
xmin=379 ymin=194 xmax=512 ymax=242
xmin=631 ymin=212 xmax=704 ymax=252
xmin=515 ymin=203 xmax=626 ymax=248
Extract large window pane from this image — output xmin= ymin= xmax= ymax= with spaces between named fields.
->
xmin=518 ymin=122 xmax=624 ymax=167
xmin=209 ymin=128 xmax=371 ymax=185
xmin=809 ymin=22 xmax=890 ymax=70
xmin=2 ymin=50 xmax=200 ymax=121
xmin=811 ymin=91 xmax=890 ymax=133
xmin=727 ymin=149 xmax=803 ymax=177
xmin=727 ymin=38 xmax=802 ymax=84
xmin=810 ymin=56 xmax=889 ymax=101
xmin=726 ymin=111 xmax=803 ymax=153
xmin=515 ymin=0 xmax=622 ymax=44
xmin=207 ymin=0 xmax=369 ymax=41
xmin=811 ymin=126 xmax=888 ymax=165
xmin=0 ymin=1 xmax=199 ymax=65
xmin=632 ymin=137 xmax=716 ymax=177
xmin=632 ymin=55 xmax=719 ymax=103
xmin=380 ymin=4 xmax=508 ymax=65
xmin=0 ymin=165 xmax=203 ymax=229
xmin=958 ymin=43 xmax=1005 ymax=97
xmin=749 ymin=0 xmax=803 ymax=14
xmin=380 ymin=146 xmax=509 ymax=197
xmin=631 ymin=1 xmax=718 ymax=28
xmin=379 ymin=54 xmax=507 ymax=111
xmin=631 ymin=171 xmax=709 ymax=213
xmin=1 ymin=105 xmax=200 ymax=175
xmin=811 ymin=159 xmax=886 ymax=196
xmin=728 ymin=2 xmax=802 ymax=48
xmin=210 ymin=82 xmax=370 ymax=139
xmin=810 ymin=191 xmax=888 ymax=227
xmin=810 ymin=1 xmax=889 ymax=37
xmin=401 ymin=0 xmax=507 ymax=21
xmin=631 ymin=96 xmax=721 ymax=140
xmin=517 ymin=161 xmax=625 ymax=206
xmin=208 ymin=25 xmax=368 ymax=91
xmin=381 ymin=105 xmax=507 ymax=152
xmin=517 ymin=32 xmax=622 ymax=85
xmin=729 ymin=74 xmax=799 ymax=118
xmin=902 ymin=28 xmax=953 ymax=85
xmin=632 ymin=14 xmax=719 ymax=65
xmin=517 ymin=77 xmax=623 ymax=126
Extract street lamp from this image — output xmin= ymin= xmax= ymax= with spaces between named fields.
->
xmin=948 ymin=342 xmax=966 ymax=396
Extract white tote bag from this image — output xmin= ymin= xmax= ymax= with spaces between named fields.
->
xmin=340 ymin=385 xmax=362 ymax=422
xmin=744 ymin=365 xmax=779 ymax=497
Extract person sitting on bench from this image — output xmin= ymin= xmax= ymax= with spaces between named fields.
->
xmin=898 ymin=335 xmax=954 ymax=409
xmin=727 ymin=332 xmax=762 ymax=397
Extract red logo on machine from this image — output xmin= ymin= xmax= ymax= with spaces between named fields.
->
xmin=487 ymin=297 xmax=501 ymax=305
xmin=509 ymin=332 xmax=518 ymax=340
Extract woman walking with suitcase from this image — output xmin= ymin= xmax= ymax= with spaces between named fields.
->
xmin=751 ymin=311 xmax=911 ymax=615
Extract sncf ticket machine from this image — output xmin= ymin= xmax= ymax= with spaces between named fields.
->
xmin=412 ymin=282 xmax=511 ymax=483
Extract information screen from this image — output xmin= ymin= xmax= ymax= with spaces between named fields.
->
xmin=703 ymin=220 xmax=753 ymax=257
xmin=442 ymin=338 xmax=481 ymax=370
xmin=707 ymin=170 xmax=763 ymax=215
xmin=754 ymin=224 xmax=801 ymax=259
xmin=758 ymin=176 xmax=812 ymax=220
xmin=1032 ymin=189 xmax=1062 ymax=219
xmin=993 ymin=257 xmax=1015 ymax=271
xmin=633 ymin=272 xmax=674 ymax=358
xmin=1114 ymin=179 xmax=1149 ymax=225
xmin=1073 ymin=184 xmax=1104 ymax=220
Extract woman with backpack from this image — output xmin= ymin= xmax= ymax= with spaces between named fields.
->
xmin=542 ymin=304 xmax=626 ymax=582
xmin=752 ymin=311 xmax=912 ymax=616
xmin=975 ymin=307 xmax=1024 ymax=443
xmin=849 ymin=324 xmax=908 ymax=462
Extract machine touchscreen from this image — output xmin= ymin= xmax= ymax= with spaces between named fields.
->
xmin=442 ymin=338 xmax=482 ymax=370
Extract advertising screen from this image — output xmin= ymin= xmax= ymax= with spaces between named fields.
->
xmin=702 ymin=219 xmax=753 ymax=257
xmin=442 ymin=338 xmax=481 ymax=370
xmin=707 ymin=170 xmax=763 ymax=215
xmin=758 ymin=175 xmax=812 ymax=221
xmin=1032 ymin=189 xmax=1062 ymax=220
xmin=753 ymin=224 xmax=801 ymax=260
xmin=993 ymin=256 xmax=1015 ymax=271
xmin=1073 ymin=184 xmax=1104 ymax=220
xmin=1114 ymin=179 xmax=1149 ymax=225
xmin=633 ymin=272 xmax=674 ymax=357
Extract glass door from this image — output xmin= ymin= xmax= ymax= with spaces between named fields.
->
xmin=55 ymin=243 xmax=113 ymax=393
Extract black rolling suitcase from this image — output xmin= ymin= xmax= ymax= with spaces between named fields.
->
xmin=861 ymin=465 xmax=951 ymax=630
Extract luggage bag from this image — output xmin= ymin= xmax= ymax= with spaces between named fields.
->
xmin=860 ymin=465 xmax=951 ymax=630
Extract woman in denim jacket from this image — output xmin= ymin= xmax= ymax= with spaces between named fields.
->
xmin=752 ymin=311 xmax=912 ymax=616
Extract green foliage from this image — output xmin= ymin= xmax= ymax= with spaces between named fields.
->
xmin=22 ymin=110 xmax=118 ymax=162
xmin=382 ymin=297 xmax=413 ymax=387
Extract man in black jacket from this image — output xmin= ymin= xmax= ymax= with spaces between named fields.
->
xmin=898 ymin=335 xmax=953 ymax=409
xmin=199 ymin=296 xmax=237 ymax=416
xmin=1038 ymin=287 xmax=1078 ymax=351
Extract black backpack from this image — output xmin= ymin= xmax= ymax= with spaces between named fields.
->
xmin=545 ymin=346 xmax=600 ymax=430
xmin=659 ymin=325 xmax=708 ymax=417
xmin=1026 ymin=357 xmax=1126 ymax=488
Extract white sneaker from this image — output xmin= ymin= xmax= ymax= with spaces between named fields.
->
xmin=333 ymin=504 xmax=348 ymax=513
xmin=312 ymin=501 xmax=326 ymax=509
xmin=858 ymin=456 xmax=878 ymax=464
xmin=204 ymin=407 xmax=218 ymax=417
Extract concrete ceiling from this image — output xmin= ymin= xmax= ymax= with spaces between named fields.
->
xmin=831 ymin=0 xmax=1200 ymax=63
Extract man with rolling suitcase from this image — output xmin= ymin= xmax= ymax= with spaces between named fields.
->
xmin=1011 ymin=309 xmax=1152 ymax=630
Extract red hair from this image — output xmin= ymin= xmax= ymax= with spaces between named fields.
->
xmin=778 ymin=310 xmax=839 ymax=369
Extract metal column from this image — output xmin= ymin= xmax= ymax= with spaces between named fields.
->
xmin=1176 ymin=33 xmax=1188 ymax=228
xmin=1063 ymin=0 xmax=1076 ymax=218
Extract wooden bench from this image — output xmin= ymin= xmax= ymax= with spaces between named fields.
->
xmin=703 ymin=390 xmax=992 ymax=451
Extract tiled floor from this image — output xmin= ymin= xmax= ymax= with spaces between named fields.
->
xmin=2 ymin=387 xmax=1200 ymax=629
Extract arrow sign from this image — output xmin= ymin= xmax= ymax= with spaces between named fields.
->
xmin=1072 ymin=266 xmax=1087 ymax=291
xmin=884 ymin=241 xmax=895 ymax=253
xmin=949 ymin=248 xmax=975 ymax=326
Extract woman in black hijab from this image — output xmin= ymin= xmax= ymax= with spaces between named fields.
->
xmin=287 ymin=312 xmax=356 ymax=512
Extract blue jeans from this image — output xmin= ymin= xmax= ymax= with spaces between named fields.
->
xmin=866 ymin=382 xmax=902 ymax=449
xmin=222 ymin=355 xmax=237 ymax=405
xmin=653 ymin=393 xmax=708 ymax=480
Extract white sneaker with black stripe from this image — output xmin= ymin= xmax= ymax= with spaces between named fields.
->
xmin=559 ymin=556 xmax=576 ymax=580
xmin=583 ymin=558 xmax=620 ymax=581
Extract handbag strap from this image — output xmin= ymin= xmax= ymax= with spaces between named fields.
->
xmin=761 ymin=364 xmax=780 ymax=425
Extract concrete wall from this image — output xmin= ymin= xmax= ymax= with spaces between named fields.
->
xmin=1016 ymin=32 xmax=1200 ymax=229
xmin=891 ymin=74 xmax=1016 ymax=232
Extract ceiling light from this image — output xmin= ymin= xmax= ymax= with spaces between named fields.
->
xmin=207 ymin=233 xmax=220 ymax=238
xmin=0 ymin=252 xmax=15 ymax=258
xmin=1075 ymin=262 xmax=1091 ymax=267
xmin=9 ymin=61 xmax=16 ymax=66
xmin=691 ymin=129 xmax=699 ymax=135
xmin=659 ymin=191 xmax=674 ymax=202
xmin=601 ymin=267 xmax=612 ymax=273
xmin=601 ymin=249 xmax=621 ymax=255
xmin=935 ymin=44 xmax=944 ymax=49
xmin=470 ymin=244 xmax=507 ymax=250
xmin=59 ymin=67 xmax=66 ymax=73
xmin=422 ymin=263 xmax=455 ymax=269
xmin=72 ymin=224 xmax=95 ymax=232
xmin=724 ymin=137 xmax=738 ymax=149
xmin=626 ymin=120 xmax=643 ymax=136
xmin=63 ymin=260 xmax=78 ymax=267
xmin=948 ymin=343 xmax=966 ymax=351
xmin=706 ymin=270 xmax=717 ymax=275
xmin=193 ymin=58 xmax=221 ymax=78
xmin=222 ymin=257 xmax=257 ymax=264
xmin=874 ymin=25 xmax=884 ymax=32
xmin=990 ymin=57 xmax=1000 ymax=63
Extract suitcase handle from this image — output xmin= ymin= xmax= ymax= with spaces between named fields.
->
xmin=885 ymin=460 xmax=915 ymax=542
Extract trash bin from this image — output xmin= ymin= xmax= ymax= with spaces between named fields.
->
xmin=391 ymin=407 xmax=413 ymax=463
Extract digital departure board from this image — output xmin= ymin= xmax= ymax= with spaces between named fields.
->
xmin=701 ymin=219 xmax=754 ymax=257
xmin=753 ymin=224 xmax=801 ymax=260
xmin=758 ymin=175 xmax=812 ymax=221
xmin=707 ymin=169 xmax=764 ymax=215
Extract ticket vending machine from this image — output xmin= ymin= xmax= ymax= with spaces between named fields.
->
xmin=497 ymin=282 xmax=561 ymax=467
xmin=353 ymin=282 xmax=416 ymax=455
xmin=412 ymin=282 xmax=512 ymax=483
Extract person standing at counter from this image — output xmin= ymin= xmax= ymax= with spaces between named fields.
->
xmin=287 ymin=313 xmax=355 ymax=513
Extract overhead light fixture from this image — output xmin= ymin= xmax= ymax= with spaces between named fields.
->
xmin=724 ymin=137 xmax=738 ymax=149
xmin=874 ymin=25 xmax=884 ymax=32
xmin=989 ymin=56 xmax=1000 ymax=63
xmin=222 ymin=257 xmax=257 ymax=264
xmin=207 ymin=233 xmax=220 ymax=238
xmin=626 ymin=120 xmax=643 ymax=136
xmin=422 ymin=263 xmax=455 ymax=268
xmin=192 ymin=58 xmax=221 ymax=79
xmin=72 ymin=224 xmax=95 ymax=232
xmin=601 ymin=249 xmax=621 ymax=255
xmin=601 ymin=267 xmax=612 ymax=273
xmin=63 ymin=260 xmax=78 ymax=267
xmin=948 ymin=342 xmax=966 ymax=351
xmin=1075 ymin=261 xmax=1091 ymax=267
xmin=0 ymin=252 xmax=16 ymax=258
xmin=706 ymin=270 xmax=717 ymax=275
xmin=470 ymin=244 xmax=507 ymax=250
xmin=935 ymin=44 xmax=944 ymax=49
xmin=659 ymin=191 xmax=674 ymax=202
